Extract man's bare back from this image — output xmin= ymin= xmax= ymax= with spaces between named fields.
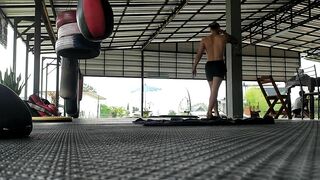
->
xmin=201 ymin=34 xmax=228 ymax=61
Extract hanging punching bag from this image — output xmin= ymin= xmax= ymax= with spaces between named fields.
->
xmin=66 ymin=70 xmax=82 ymax=118
xmin=60 ymin=58 xmax=79 ymax=100
xmin=77 ymin=0 xmax=114 ymax=41
xmin=55 ymin=10 xmax=101 ymax=59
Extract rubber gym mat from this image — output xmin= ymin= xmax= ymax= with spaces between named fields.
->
xmin=133 ymin=116 xmax=274 ymax=126
xmin=0 ymin=121 xmax=319 ymax=179
xmin=32 ymin=116 xmax=73 ymax=122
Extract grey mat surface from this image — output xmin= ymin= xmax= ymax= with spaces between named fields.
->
xmin=0 ymin=121 xmax=319 ymax=179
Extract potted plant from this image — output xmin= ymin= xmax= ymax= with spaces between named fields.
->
xmin=0 ymin=68 xmax=26 ymax=95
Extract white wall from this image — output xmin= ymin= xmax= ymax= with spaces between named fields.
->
xmin=80 ymin=94 xmax=101 ymax=118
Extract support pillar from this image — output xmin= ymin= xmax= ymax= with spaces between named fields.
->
xmin=141 ymin=51 xmax=144 ymax=117
xmin=45 ymin=63 xmax=48 ymax=100
xmin=226 ymin=0 xmax=243 ymax=118
xmin=56 ymin=57 xmax=60 ymax=107
xmin=33 ymin=0 xmax=42 ymax=95
xmin=40 ymin=57 xmax=44 ymax=97
xmin=24 ymin=35 xmax=30 ymax=100
xmin=12 ymin=19 xmax=18 ymax=74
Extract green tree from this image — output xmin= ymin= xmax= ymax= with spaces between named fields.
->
xmin=100 ymin=104 xmax=112 ymax=118
xmin=0 ymin=68 xmax=27 ymax=95
xmin=244 ymin=87 xmax=268 ymax=115
xmin=100 ymin=104 xmax=129 ymax=118
xmin=168 ymin=110 xmax=176 ymax=115
xmin=83 ymin=83 xmax=97 ymax=93
xmin=245 ymin=87 xmax=289 ymax=117
xmin=111 ymin=107 xmax=128 ymax=117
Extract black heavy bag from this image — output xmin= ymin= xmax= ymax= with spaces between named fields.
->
xmin=65 ymin=70 xmax=81 ymax=118
xmin=65 ymin=98 xmax=79 ymax=118
xmin=0 ymin=84 xmax=32 ymax=137
xmin=55 ymin=10 xmax=101 ymax=59
xmin=60 ymin=58 xmax=79 ymax=99
xmin=55 ymin=34 xmax=101 ymax=59
xmin=77 ymin=0 xmax=114 ymax=41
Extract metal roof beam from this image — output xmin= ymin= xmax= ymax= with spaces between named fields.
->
xmin=38 ymin=0 xmax=56 ymax=48
xmin=251 ymin=13 xmax=320 ymax=46
xmin=241 ymin=0 xmax=279 ymax=25
xmin=107 ymin=0 xmax=130 ymax=48
xmin=242 ymin=0 xmax=304 ymax=32
xmin=0 ymin=6 xmax=26 ymax=42
xmin=186 ymin=0 xmax=250 ymax=42
xmin=18 ymin=22 xmax=35 ymax=38
xmin=243 ymin=1 xmax=320 ymax=42
xmin=275 ymin=29 xmax=319 ymax=49
xmin=142 ymin=0 xmax=189 ymax=50
xmin=132 ymin=0 xmax=169 ymax=48
xmin=49 ymin=0 xmax=57 ymax=20
xmin=166 ymin=0 xmax=214 ymax=43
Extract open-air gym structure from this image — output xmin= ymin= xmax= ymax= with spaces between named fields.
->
xmin=0 ymin=0 xmax=319 ymax=179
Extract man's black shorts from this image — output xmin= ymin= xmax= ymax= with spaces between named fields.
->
xmin=205 ymin=60 xmax=226 ymax=81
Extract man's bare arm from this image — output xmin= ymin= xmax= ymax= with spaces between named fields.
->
xmin=194 ymin=40 xmax=205 ymax=66
xmin=220 ymin=30 xmax=238 ymax=44
xmin=192 ymin=39 xmax=205 ymax=76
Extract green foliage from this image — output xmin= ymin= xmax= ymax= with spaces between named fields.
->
xmin=0 ymin=68 xmax=26 ymax=95
xmin=244 ymin=87 xmax=268 ymax=115
xmin=100 ymin=104 xmax=129 ymax=118
xmin=100 ymin=104 xmax=112 ymax=118
xmin=244 ymin=87 xmax=284 ymax=115
xmin=83 ymin=83 xmax=97 ymax=93
xmin=168 ymin=110 xmax=176 ymax=115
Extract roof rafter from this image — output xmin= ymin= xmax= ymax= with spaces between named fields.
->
xmin=142 ymin=0 xmax=189 ymax=50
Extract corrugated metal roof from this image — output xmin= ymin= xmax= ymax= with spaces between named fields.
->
xmin=0 ymin=0 xmax=319 ymax=80
xmin=0 ymin=0 xmax=318 ymax=58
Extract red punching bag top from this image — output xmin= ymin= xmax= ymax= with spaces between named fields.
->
xmin=83 ymin=0 xmax=106 ymax=39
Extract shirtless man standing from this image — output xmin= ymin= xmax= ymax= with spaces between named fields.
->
xmin=192 ymin=22 xmax=237 ymax=119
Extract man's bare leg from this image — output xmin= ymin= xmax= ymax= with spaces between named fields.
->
xmin=207 ymin=77 xmax=223 ymax=118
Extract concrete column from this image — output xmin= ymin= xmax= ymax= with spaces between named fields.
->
xmin=141 ymin=50 xmax=144 ymax=117
xmin=56 ymin=57 xmax=60 ymax=107
xmin=24 ymin=35 xmax=30 ymax=100
xmin=45 ymin=63 xmax=48 ymax=100
xmin=12 ymin=18 xmax=18 ymax=74
xmin=226 ymin=0 xmax=243 ymax=118
xmin=40 ymin=57 xmax=44 ymax=97
xmin=33 ymin=0 xmax=42 ymax=95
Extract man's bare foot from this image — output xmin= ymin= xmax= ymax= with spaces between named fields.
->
xmin=207 ymin=113 xmax=214 ymax=119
